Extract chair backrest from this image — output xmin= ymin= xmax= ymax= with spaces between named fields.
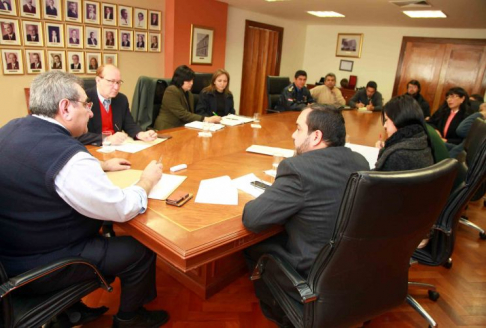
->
xmin=305 ymin=159 xmax=458 ymax=327
xmin=348 ymin=75 xmax=357 ymax=89
xmin=191 ymin=73 xmax=212 ymax=109
xmin=266 ymin=76 xmax=291 ymax=112
xmin=150 ymin=79 xmax=169 ymax=129
xmin=81 ymin=77 xmax=96 ymax=91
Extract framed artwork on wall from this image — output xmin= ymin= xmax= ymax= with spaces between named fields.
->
xmin=66 ymin=23 xmax=83 ymax=48
xmin=339 ymin=59 xmax=354 ymax=72
xmin=67 ymin=50 xmax=83 ymax=73
xmin=47 ymin=50 xmax=65 ymax=71
xmin=86 ymin=51 xmax=100 ymax=74
xmin=118 ymin=5 xmax=131 ymax=28
xmin=336 ymin=33 xmax=363 ymax=58
xmin=101 ymin=2 xmax=116 ymax=26
xmin=84 ymin=0 xmax=100 ymax=25
xmin=148 ymin=10 xmax=161 ymax=31
xmin=133 ymin=8 xmax=147 ymax=29
xmin=85 ymin=25 xmax=100 ymax=49
xmin=20 ymin=0 xmax=40 ymax=19
xmin=102 ymin=52 xmax=117 ymax=66
xmin=102 ymin=27 xmax=117 ymax=50
xmin=148 ymin=32 xmax=160 ymax=52
xmin=0 ymin=18 xmax=21 ymax=46
xmin=134 ymin=31 xmax=147 ymax=52
xmin=190 ymin=25 xmax=213 ymax=65
xmin=42 ymin=0 xmax=62 ymax=21
xmin=45 ymin=22 xmax=64 ymax=47
xmin=1 ymin=49 xmax=24 ymax=74
xmin=119 ymin=29 xmax=132 ymax=51
xmin=25 ymin=49 xmax=45 ymax=74
xmin=64 ymin=0 xmax=81 ymax=23
xmin=22 ymin=20 xmax=44 ymax=46
xmin=0 ymin=0 xmax=18 ymax=17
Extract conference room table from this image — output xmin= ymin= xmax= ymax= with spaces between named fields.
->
xmin=88 ymin=109 xmax=384 ymax=299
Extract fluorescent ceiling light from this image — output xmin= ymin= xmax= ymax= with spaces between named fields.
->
xmin=403 ymin=10 xmax=446 ymax=18
xmin=307 ymin=11 xmax=345 ymax=18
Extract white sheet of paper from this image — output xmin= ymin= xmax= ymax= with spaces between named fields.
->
xmin=232 ymin=173 xmax=270 ymax=198
xmin=97 ymin=137 xmax=165 ymax=154
xmin=221 ymin=114 xmax=254 ymax=126
xmin=195 ymin=175 xmax=238 ymax=205
xmin=148 ymin=174 xmax=187 ymax=200
xmin=345 ymin=143 xmax=379 ymax=169
xmin=246 ymin=145 xmax=294 ymax=158
xmin=185 ymin=121 xmax=225 ymax=131
xmin=264 ymin=169 xmax=276 ymax=178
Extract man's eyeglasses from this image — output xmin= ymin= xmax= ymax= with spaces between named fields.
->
xmin=69 ymin=98 xmax=93 ymax=111
xmin=101 ymin=77 xmax=124 ymax=86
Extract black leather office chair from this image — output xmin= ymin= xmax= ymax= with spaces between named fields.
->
xmin=266 ymin=76 xmax=290 ymax=113
xmin=0 ymin=257 xmax=112 ymax=328
xmin=191 ymin=73 xmax=212 ymax=109
xmin=251 ymin=159 xmax=458 ymax=328
xmin=81 ymin=77 xmax=96 ymax=91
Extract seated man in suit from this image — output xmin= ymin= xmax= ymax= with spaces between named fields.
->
xmin=78 ymin=64 xmax=157 ymax=145
xmin=242 ymin=104 xmax=369 ymax=326
xmin=349 ymin=81 xmax=383 ymax=111
xmin=310 ymin=73 xmax=346 ymax=108
xmin=276 ymin=70 xmax=314 ymax=111
xmin=0 ymin=71 xmax=169 ymax=328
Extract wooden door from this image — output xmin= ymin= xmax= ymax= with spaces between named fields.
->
xmin=239 ymin=20 xmax=283 ymax=116
xmin=393 ymin=37 xmax=486 ymax=114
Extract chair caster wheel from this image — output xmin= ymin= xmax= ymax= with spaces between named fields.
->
xmin=428 ymin=290 xmax=440 ymax=301
xmin=480 ymin=232 xmax=486 ymax=240
xmin=443 ymin=258 xmax=452 ymax=269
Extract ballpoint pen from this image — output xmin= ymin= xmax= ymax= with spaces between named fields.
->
xmin=212 ymin=112 xmax=218 ymax=116
xmin=114 ymin=124 xmax=120 ymax=132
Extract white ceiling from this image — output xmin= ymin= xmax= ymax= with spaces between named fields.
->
xmin=219 ymin=0 xmax=486 ymax=29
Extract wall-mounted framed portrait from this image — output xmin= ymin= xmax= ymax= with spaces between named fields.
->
xmin=133 ymin=8 xmax=147 ymax=29
xmin=148 ymin=10 xmax=161 ymax=31
xmin=84 ymin=0 xmax=99 ymax=25
xmin=134 ymin=31 xmax=147 ymax=52
xmin=20 ymin=0 xmax=40 ymax=19
xmin=190 ymin=25 xmax=213 ymax=65
xmin=101 ymin=2 xmax=116 ymax=26
xmin=148 ymin=32 xmax=161 ymax=52
xmin=118 ymin=5 xmax=131 ymax=28
xmin=336 ymin=33 xmax=364 ymax=58
xmin=42 ymin=0 xmax=62 ymax=21
xmin=47 ymin=50 xmax=65 ymax=71
xmin=85 ymin=25 xmax=100 ymax=49
xmin=0 ymin=18 xmax=21 ymax=46
xmin=25 ymin=48 xmax=45 ymax=74
xmin=64 ymin=0 xmax=81 ymax=23
xmin=102 ymin=52 xmax=117 ymax=66
xmin=119 ymin=29 xmax=132 ymax=51
xmin=0 ymin=0 xmax=18 ymax=17
xmin=67 ymin=50 xmax=83 ymax=73
xmin=66 ymin=24 xmax=82 ymax=48
xmin=86 ymin=51 xmax=100 ymax=74
xmin=22 ymin=20 xmax=44 ymax=46
xmin=1 ymin=49 xmax=24 ymax=75
xmin=102 ymin=27 xmax=117 ymax=50
xmin=45 ymin=22 xmax=64 ymax=47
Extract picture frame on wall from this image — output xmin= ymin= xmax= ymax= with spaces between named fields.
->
xmin=133 ymin=8 xmax=147 ymax=29
xmin=134 ymin=31 xmax=147 ymax=52
xmin=42 ymin=0 xmax=62 ymax=21
xmin=148 ymin=32 xmax=160 ymax=52
xmin=22 ymin=20 xmax=44 ymax=46
xmin=190 ymin=25 xmax=214 ymax=65
xmin=336 ymin=33 xmax=363 ymax=58
xmin=339 ymin=60 xmax=354 ymax=72
xmin=101 ymin=3 xmax=116 ymax=26
xmin=84 ymin=0 xmax=100 ymax=25
xmin=102 ymin=27 xmax=117 ymax=50
xmin=45 ymin=22 xmax=64 ymax=47
xmin=65 ymin=0 xmax=81 ymax=23
xmin=0 ymin=18 xmax=21 ymax=46
xmin=67 ymin=50 xmax=83 ymax=73
xmin=20 ymin=0 xmax=40 ymax=19
xmin=47 ymin=50 xmax=65 ymax=71
xmin=86 ymin=52 xmax=100 ymax=74
xmin=25 ymin=49 xmax=45 ymax=74
xmin=102 ymin=52 xmax=117 ymax=66
xmin=0 ymin=0 xmax=18 ymax=17
xmin=118 ymin=5 xmax=131 ymax=28
xmin=66 ymin=24 xmax=83 ymax=48
xmin=1 ymin=49 xmax=24 ymax=75
xmin=148 ymin=10 xmax=161 ymax=31
xmin=85 ymin=25 xmax=101 ymax=49
xmin=119 ymin=29 xmax=132 ymax=51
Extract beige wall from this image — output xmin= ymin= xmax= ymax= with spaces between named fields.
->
xmin=225 ymin=7 xmax=307 ymax=113
xmin=302 ymin=25 xmax=486 ymax=105
xmin=0 ymin=0 xmax=165 ymax=127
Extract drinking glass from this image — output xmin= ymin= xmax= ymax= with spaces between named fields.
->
xmin=253 ymin=113 xmax=261 ymax=124
xmin=101 ymin=131 xmax=113 ymax=152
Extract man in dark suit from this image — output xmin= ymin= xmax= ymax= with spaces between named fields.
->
xmin=23 ymin=0 xmax=35 ymax=13
xmin=6 ymin=53 xmax=19 ymax=70
xmin=242 ymin=104 xmax=369 ymax=325
xmin=26 ymin=25 xmax=39 ymax=42
xmin=45 ymin=0 xmax=57 ymax=15
xmin=0 ymin=0 xmax=12 ymax=11
xmin=77 ymin=64 xmax=157 ymax=145
xmin=2 ymin=23 xmax=15 ymax=40
xmin=30 ymin=53 xmax=42 ymax=69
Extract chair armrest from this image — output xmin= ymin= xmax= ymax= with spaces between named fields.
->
xmin=0 ymin=257 xmax=112 ymax=298
xmin=251 ymin=253 xmax=317 ymax=303
xmin=266 ymin=108 xmax=281 ymax=114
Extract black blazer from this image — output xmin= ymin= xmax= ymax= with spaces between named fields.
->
xmin=77 ymin=88 xmax=142 ymax=145
xmin=428 ymin=107 xmax=468 ymax=145
xmin=195 ymin=90 xmax=235 ymax=117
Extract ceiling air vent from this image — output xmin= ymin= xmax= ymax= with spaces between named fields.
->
xmin=389 ymin=0 xmax=432 ymax=8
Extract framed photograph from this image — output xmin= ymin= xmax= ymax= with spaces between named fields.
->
xmin=66 ymin=24 xmax=82 ymax=48
xmin=47 ymin=50 xmax=65 ymax=71
xmin=0 ymin=0 xmax=18 ymax=17
xmin=84 ymin=0 xmax=99 ymax=25
xmin=25 ymin=49 xmax=45 ymax=74
xmin=118 ymin=5 xmax=131 ymax=27
xmin=45 ymin=22 xmax=64 ymax=47
xmin=64 ymin=0 xmax=81 ymax=23
xmin=134 ymin=31 xmax=146 ymax=52
xmin=339 ymin=60 xmax=354 ymax=72
xmin=101 ymin=3 xmax=116 ymax=26
xmin=102 ymin=27 xmax=117 ymax=50
xmin=1 ymin=49 xmax=24 ymax=75
xmin=42 ymin=0 xmax=61 ymax=21
xmin=119 ymin=29 xmax=132 ymax=51
xmin=336 ymin=33 xmax=363 ymax=58
xmin=22 ymin=20 xmax=44 ymax=46
xmin=0 ymin=18 xmax=21 ymax=46
xmin=67 ymin=50 xmax=83 ymax=73
xmin=148 ymin=10 xmax=161 ymax=31
xmin=85 ymin=52 xmax=100 ymax=74
xmin=190 ymin=25 xmax=214 ymax=65
xmin=85 ymin=25 xmax=100 ymax=49
xmin=133 ymin=8 xmax=147 ymax=29
xmin=20 ymin=0 xmax=40 ymax=19
xmin=102 ymin=52 xmax=117 ymax=66
xmin=148 ymin=32 xmax=160 ymax=52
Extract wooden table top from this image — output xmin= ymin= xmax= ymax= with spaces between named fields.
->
xmin=88 ymin=110 xmax=384 ymax=272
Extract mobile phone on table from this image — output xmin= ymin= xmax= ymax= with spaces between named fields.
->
xmin=251 ymin=181 xmax=269 ymax=190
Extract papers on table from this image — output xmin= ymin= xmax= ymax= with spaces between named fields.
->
xmin=232 ymin=173 xmax=271 ymax=198
xmin=195 ymin=175 xmax=238 ymax=205
xmin=345 ymin=143 xmax=379 ymax=169
xmin=220 ymin=114 xmax=254 ymax=126
xmin=357 ymin=107 xmax=372 ymax=114
xmin=264 ymin=169 xmax=276 ymax=178
xmin=97 ymin=138 xmax=165 ymax=154
xmin=106 ymin=169 xmax=186 ymax=200
xmin=184 ymin=121 xmax=225 ymax=131
xmin=246 ymin=145 xmax=294 ymax=158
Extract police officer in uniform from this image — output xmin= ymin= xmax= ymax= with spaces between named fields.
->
xmin=276 ymin=70 xmax=314 ymax=112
